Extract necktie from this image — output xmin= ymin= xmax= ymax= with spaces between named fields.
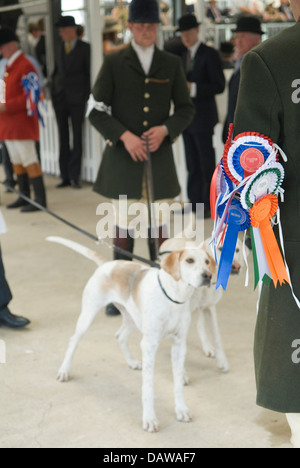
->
xmin=65 ymin=42 xmax=71 ymax=54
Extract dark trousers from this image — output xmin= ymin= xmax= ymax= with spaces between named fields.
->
xmin=183 ymin=130 xmax=216 ymax=211
xmin=1 ymin=142 xmax=14 ymax=184
xmin=53 ymin=101 xmax=86 ymax=182
xmin=0 ymin=247 xmax=12 ymax=311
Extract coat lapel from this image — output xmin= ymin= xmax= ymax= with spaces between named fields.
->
xmin=148 ymin=47 xmax=164 ymax=77
xmin=124 ymin=45 xmax=145 ymax=76
xmin=124 ymin=45 xmax=164 ymax=77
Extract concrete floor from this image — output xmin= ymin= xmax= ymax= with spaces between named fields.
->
xmin=0 ymin=173 xmax=293 ymax=448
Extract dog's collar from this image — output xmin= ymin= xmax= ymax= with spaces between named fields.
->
xmin=157 ymin=273 xmax=186 ymax=305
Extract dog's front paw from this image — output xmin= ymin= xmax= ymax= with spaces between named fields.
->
xmin=57 ymin=368 xmax=70 ymax=382
xmin=202 ymin=342 xmax=216 ymax=358
xmin=143 ymin=416 xmax=159 ymax=433
xmin=216 ymin=352 xmax=230 ymax=373
xmin=183 ymin=371 xmax=190 ymax=386
xmin=128 ymin=359 xmax=142 ymax=370
xmin=176 ymin=407 xmax=192 ymax=423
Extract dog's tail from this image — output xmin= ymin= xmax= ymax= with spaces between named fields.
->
xmin=46 ymin=236 xmax=106 ymax=266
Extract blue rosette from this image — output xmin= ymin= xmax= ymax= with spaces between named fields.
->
xmin=216 ymin=200 xmax=251 ymax=290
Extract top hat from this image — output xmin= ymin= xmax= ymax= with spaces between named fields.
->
xmin=55 ymin=15 xmax=78 ymax=28
xmin=129 ymin=0 xmax=160 ymax=24
xmin=233 ymin=16 xmax=264 ymax=35
xmin=0 ymin=28 xmax=19 ymax=47
xmin=177 ymin=14 xmax=201 ymax=32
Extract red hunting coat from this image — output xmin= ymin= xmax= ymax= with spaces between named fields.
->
xmin=0 ymin=52 xmax=39 ymax=141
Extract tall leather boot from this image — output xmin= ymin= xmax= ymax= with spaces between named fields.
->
xmin=148 ymin=225 xmax=169 ymax=262
xmin=21 ymin=163 xmax=47 ymax=213
xmin=6 ymin=165 xmax=30 ymax=209
xmin=106 ymin=226 xmax=134 ymax=317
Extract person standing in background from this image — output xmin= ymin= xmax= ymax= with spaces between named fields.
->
xmin=51 ymin=16 xmax=91 ymax=189
xmin=88 ymin=0 xmax=195 ymax=316
xmin=0 ymin=28 xmax=47 ymax=213
xmin=223 ymin=15 xmax=264 ymax=143
xmin=178 ymin=14 xmax=225 ymax=217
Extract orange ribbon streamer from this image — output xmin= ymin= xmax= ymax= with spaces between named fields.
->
xmin=250 ymin=195 xmax=289 ymax=287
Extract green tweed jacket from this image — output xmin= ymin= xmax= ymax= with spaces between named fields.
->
xmin=234 ymin=20 xmax=300 ymax=413
xmin=89 ymin=44 xmax=195 ymax=200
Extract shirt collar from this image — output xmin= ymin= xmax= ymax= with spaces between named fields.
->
xmin=7 ymin=49 xmax=22 ymax=67
xmin=188 ymin=40 xmax=202 ymax=59
xmin=131 ymin=39 xmax=155 ymax=57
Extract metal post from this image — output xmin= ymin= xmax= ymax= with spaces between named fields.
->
xmin=86 ymin=0 xmax=104 ymax=179
xmin=46 ymin=0 xmax=61 ymax=76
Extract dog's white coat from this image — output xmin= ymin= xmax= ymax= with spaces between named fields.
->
xmin=159 ymin=236 xmax=247 ymax=374
xmin=47 ymin=236 xmax=215 ymax=432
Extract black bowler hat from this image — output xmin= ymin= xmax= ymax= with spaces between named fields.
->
xmin=129 ymin=0 xmax=160 ymax=24
xmin=233 ymin=16 xmax=264 ymax=35
xmin=0 ymin=28 xmax=19 ymax=46
xmin=177 ymin=14 xmax=201 ymax=32
xmin=55 ymin=15 xmax=78 ymax=28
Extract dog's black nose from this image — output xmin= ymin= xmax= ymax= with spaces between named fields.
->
xmin=201 ymin=271 xmax=212 ymax=286
xmin=231 ymin=262 xmax=241 ymax=275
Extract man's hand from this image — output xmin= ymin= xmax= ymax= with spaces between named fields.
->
xmin=120 ymin=130 xmax=148 ymax=162
xmin=142 ymin=126 xmax=168 ymax=153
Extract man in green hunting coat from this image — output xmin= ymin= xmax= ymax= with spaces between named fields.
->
xmin=233 ymin=0 xmax=300 ymax=447
xmin=88 ymin=0 xmax=195 ymax=315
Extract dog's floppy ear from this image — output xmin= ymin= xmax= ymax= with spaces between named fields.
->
xmin=161 ymin=251 xmax=183 ymax=281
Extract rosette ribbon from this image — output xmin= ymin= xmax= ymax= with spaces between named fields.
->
xmin=216 ymin=200 xmax=251 ymax=290
xmin=223 ymin=132 xmax=274 ymax=186
xmin=22 ymin=72 xmax=47 ymax=127
xmin=250 ymin=194 xmax=290 ymax=287
xmin=210 ymin=162 xmax=234 ymax=220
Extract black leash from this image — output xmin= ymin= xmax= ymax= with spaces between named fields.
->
xmin=144 ymin=137 xmax=159 ymax=261
xmin=1 ymin=181 xmax=161 ymax=269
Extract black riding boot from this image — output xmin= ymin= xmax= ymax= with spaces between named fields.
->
xmin=6 ymin=173 xmax=30 ymax=209
xmin=21 ymin=175 xmax=47 ymax=213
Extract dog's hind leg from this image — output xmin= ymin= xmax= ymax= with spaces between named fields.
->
xmin=57 ymin=285 xmax=105 ymax=382
xmin=115 ymin=309 xmax=142 ymax=370
xmin=205 ymin=306 xmax=229 ymax=373
xmin=197 ymin=308 xmax=216 ymax=358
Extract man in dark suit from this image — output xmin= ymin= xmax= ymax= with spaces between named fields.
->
xmin=223 ymin=16 xmax=264 ymax=143
xmin=51 ymin=16 xmax=91 ymax=189
xmin=178 ymin=14 xmax=225 ymax=216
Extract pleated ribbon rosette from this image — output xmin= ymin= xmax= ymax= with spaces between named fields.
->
xmin=22 ymin=72 xmax=47 ymax=127
xmin=211 ymin=130 xmax=290 ymax=292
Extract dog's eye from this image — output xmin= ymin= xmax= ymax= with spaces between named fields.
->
xmin=186 ymin=258 xmax=195 ymax=264
xmin=236 ymin=248 xmax=240 ymax=253
xmin=205 ymin=259 xmax=209 ymax=265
